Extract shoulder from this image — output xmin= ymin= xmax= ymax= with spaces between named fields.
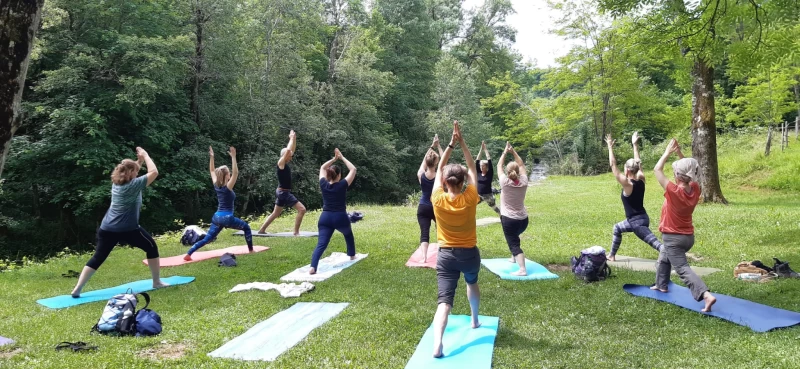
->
xmin=134 ymin=175 xmax=148 ymax=187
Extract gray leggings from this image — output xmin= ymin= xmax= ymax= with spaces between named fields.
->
xmin=478 ymin=194 xmax=500 ymax=215
xmin=655 ymin=233 xmax=709 ymax=301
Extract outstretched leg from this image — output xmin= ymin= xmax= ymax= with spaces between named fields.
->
xmin=609 ymin=219 xmax=632 ymax=261
xmin=310 ymin=212 xmax=336 ymax=273
xmin=336 ymin=216 xmax=356 ymax=260
xmin=482 ymin=194 xmax=501 ymax=215
xmin=417 ymin=206 xmax=433 ymax=263
xmin=227 ymin=216 xmax=254 ymax=251
xmin=293 ymin=202 xmax=307 ymax=236
xmin=432 ymin=303 xmax=451 ymax=358
xmin=630 ymin=216 xmax=663 ymax=252
xmin=72 ymin=229 xmax=118 ymax=297
xmin=129 ymin=227 xmax=169 ymax=289
xmin=185 ymin=223 xmax=222 ymax=259
xmin=259 ymin=205 xmax=284 ymax=233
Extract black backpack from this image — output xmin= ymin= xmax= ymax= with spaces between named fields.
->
xmin=218 ymin=253 xmax=237 ymax=267
xmin=570 ymin=249 xmax=611 ymax=282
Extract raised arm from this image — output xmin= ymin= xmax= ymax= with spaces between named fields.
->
xmin=435 ymin=129 xmax=457 ymax=192
xmin=319 ymin=153 xmax=338 ymax=179
xmin=482 ymin=141 xmax=491 ymax=161
xmin=418 ymin=135 xmax=440 ymax=181
xmin=632 ymin=132 xmax=645 ymax=180
xmin=226 ymin=147 xmax=238 ymax=190
xmin=654 ymin=139 xmax=677 ymax=190
xmin=208 ymin=146 xmax=217 ymax=185
xmin=496 ymin=144 xmax=507 ymax=180
xmin=475 ymin=143 xmax=483 ymax=161
xmin=456 ymin=122 xmax=477 ymax=187
xmin=510 ymin=144 xmax=527 ymax=179
xmin=136 ymin=147 xmax=159 ymax=186
xmin=605 ymin=135 xmax=630 ymax=188
xmin=278 ymin=130 xmax=296 ymax=168
xmin=337 ymin=148 xmax=357 ymax=186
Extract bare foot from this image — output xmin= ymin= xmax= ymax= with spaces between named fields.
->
xmin=650 ymin=285 xmax=668 ymax=293
xmin=433 ymin=342 xmax=443 ymax=358
xmin=511 ymin=270 xmax=528 ymax=276
xmin=153 ymin=281 xmax=171 ymax=289
xmin=293 ymin=232 xmax=300 ymax=236
xmin=607 ymin=255 xmax=616 ymax=262
xmin=183 ymin=254 xmax=192 ymax=261
xmin=701 ymin=293 xmax=717 ymax=312
xmin=71 ymin=290 xmax=81 ymax=298
xmin=258 ymin=228 xmax=267 ymax=234
xmin=309 ymin=268 xmax=317 ymax=275
xmin=350 ymin=256 xmax=356 ymax=261
xmin=508 ymin=257 xmax=515 ymax=263
xmin=472 ymin=320 xmax=481 ymax=329
xmin=421 ymin=256 xmax=428 ymax=263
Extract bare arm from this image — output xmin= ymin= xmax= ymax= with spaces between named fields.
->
xmin=278 ymin=130 xmax=296 ymax=169
xmin=319 ymin=155 xmax=337 ymax=179
xmin=435 ymin=134 xmax=455 ymax=192
xmin=338 ymin=149 xmax=357 ymax=186
xmin=654 ymin=139 xmax=677 ymax=190
xmin=226 ymin=147 xmax=238 ymax=190
xmin=456 ymin=123 xmax=478 ymax=187
xmin=632 ymin=132 xmax=645 ymax=180
xmin=510 ymin=146 xmax=527 ymax=179
xmin=475 ymin=144 xmax=483 ymax=161
xmin=417 ymin=149 xmax=431 ymax=182
xmin=137 ymin=147 xmax=159 ymax=186
xmin=482 ymin=141 xmax=491 ymax=161
xmin=208 ymin=146 xmax=217 ymax=185
xmin=605 ymin=135 xmax=630 ymax=188
xmin=497 ymin=148 xmax=507 ymax=180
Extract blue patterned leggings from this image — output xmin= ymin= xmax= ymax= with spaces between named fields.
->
xmin=610 ymin=214 xmax=662 ymax=256
xmin=188 ymin=213 xmax=252 ymax=255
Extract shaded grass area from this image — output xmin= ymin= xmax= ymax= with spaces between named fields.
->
xmin=1 ymin=176 xmax=800 ymax=368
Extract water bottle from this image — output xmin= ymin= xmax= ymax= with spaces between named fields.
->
xmin=738 ymin=273 xmax=761 ymax=281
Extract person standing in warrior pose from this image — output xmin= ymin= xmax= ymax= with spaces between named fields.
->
xmin=258 ymin=130 xmax=307 ymax=236
xmin=474 ymin=141 xmax=501 ymax=215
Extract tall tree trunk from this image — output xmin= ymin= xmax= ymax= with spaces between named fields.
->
xmin=191 ymin=6 xmax=205 ymax=128
xmin=765 ymin=124 xmax=773 ymax=156
xmin=793 ymin=79 xmax=799 ymax=140
xmin=690 ymin=57 xmax=727 ymax=204
xmin=0 ymin=0 xmax=45 ymax=178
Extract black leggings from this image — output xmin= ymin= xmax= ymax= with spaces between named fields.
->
xmin=500 ymin=216 xmax=528 ymax=257
xmin=86 ymin=227 xmax=160 ymax=270
xmin=417 ymin=203 xmax=435 ymax=243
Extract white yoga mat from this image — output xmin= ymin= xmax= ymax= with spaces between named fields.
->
xmin=280 ymin=252 xmax=368 ymax=282
xmin=208 ymin=302 xmax=348 ymax=361
xmin=476 ymin=217 xmax=501 ymax=226
xmin=229 ymin=282 xmax=315 ymax=298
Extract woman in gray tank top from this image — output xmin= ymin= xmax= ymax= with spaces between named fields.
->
xmin=497 ymin=142 xmax=530 ymax=276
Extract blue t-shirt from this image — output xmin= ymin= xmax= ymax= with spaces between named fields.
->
xmin=215 ymin=186 xmax=235 ymax=213
xmin=100 ymin=175 xmax=148 ymax=232
xmin=419 ymin=174 xmax=434 ymax=206
xmin=320 ymin=178 xmax=349 ymax=212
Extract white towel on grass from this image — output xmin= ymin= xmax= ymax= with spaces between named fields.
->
xmin=229 ymin=282 xmax=315 ymax=298
xmin=280 ymin=252 xmax=368 ymax=282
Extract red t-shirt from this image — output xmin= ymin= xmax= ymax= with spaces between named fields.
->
xmin=659 ymin=181 xmax=700 ymax=235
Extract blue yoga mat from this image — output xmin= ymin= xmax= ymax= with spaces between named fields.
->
xmin=405 ymin=315 xmax=499 ymax=369
xmin=36 ymin=276 xmax=195 ymax=309
xmin=480 ymin=258 xmax=559 ymax=281
xmin=209 ymin=302 xmax=349 ymax=361
xmin=624 ymin=282 xmax=800 ymax=332
xmin=0 ymin=336 xmax=14 ymax=346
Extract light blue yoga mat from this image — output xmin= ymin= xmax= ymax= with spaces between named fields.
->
xmin=405 ymin=315 xmax=499 ymax=369
xmin=625 ymin=282 xmax=800 ymax=332
xmin=481 ymin=258 xmax=559 ymax=281
xmin=36 ymin=276 xmax=195 ymax=309
xmin=209 ymin=302 xmax=349 ymax=361
xmin=0 ymin=336 xmax=14 ymax=346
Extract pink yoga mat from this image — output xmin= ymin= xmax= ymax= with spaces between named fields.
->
xmin=405 ymin=244 xmax=438 ymax=268
xmin=143 ymin=246 xmax=269 ymax=267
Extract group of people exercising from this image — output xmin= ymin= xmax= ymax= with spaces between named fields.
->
xmin=68 ymin=120 xmax=715 ymax=359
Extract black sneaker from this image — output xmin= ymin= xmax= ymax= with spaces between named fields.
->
xmin=773 ymin=258 xmax=800 ymax=278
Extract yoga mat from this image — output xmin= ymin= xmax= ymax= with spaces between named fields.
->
xmin=0 ymin=336 xmax=14 ymax=346
xmin=235 ymin=231 xmax=318 ymax=238
xmin=612 ymin=255 xmax=721 ymax=276
xmin=481 ymin=258 xmax=560 ymax=281
xmin=142 ymin=246 xmax=269 ymax=267
xmin=406 ymin=243 xmax=438 ymax=268
xmin=405 ymin=315 xmax=499 ymax=369
xmin=36 ymin=276 xmax=195 ymax=309
xmin=280 ymin=252 xmax=368 ymax=282
xmin=624 ymin=282 xmax=800 ymax=332
xmin=476 ymin=217 xmax=500 ymax=226
xmin=208 ymin=302 xmax=348 ymax=361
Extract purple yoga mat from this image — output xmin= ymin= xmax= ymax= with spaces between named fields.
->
xmin=0 ymin=336 xmax=14 ymax=346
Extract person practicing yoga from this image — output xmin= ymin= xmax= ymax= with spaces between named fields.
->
xmin=310 ymin=148 xmax=357 ymax=275
xmin=416 ymin=135 xmax=444 ymax=263
xmin=497 ymin=142 xmax=530 ymax=276
xmin=431 ymin=121 xmax=482 ymax=358
xmin=258 ymin=130 xmax=307 ymax=236
xmin=184 ymin=146 xmax=253 ymax=261
xmin=71 ymin=147 xmax=169 ymax=297
xmin=474 ymin=141 xmax=501 ymax=215
xmin=651 ymin=139 xmax=716 ymax=312
xmin=604 ymin=132 xmax=663 ymax=261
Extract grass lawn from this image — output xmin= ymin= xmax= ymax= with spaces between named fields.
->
xmin=1 ymin=175 xmax=800 ymax=368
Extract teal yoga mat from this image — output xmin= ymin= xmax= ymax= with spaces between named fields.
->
xmin=405 ymin=315 xmax=499 ymax=369
xmin=208 ymin=302 xmax=349 ymax=361
xmin=480 ymin=258 xmax=559 ymax=281
xmin=36 ymin=276 xmax=195 ymax=309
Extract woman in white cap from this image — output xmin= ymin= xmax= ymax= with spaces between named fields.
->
xmin=651 ymin=139 xmax=716 ymax=312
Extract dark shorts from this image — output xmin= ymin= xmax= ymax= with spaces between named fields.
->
xmin=275 ymin=189 xmax=299 ymax=208
xmin=436 ymin=246 xmax=481 ymax=306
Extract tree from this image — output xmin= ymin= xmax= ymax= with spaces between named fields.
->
xmin=0 ymin=0 xmax=45 ymax=178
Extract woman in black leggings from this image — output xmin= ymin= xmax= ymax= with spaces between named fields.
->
xmin=71 ymin=147 xmax=169 ymax=297
xmin=416 ymin=135 xmax=443 ymax=262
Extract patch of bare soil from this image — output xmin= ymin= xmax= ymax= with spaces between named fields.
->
xmin=686 ymin=253 xmax=705 ymax=261
xmin=0 ymin=348 xmax=22 ymax=359
xmin=137 ymin=342 xmax=189 ymax=360
xmin=546 ymin=264 xmax=572 ymax=272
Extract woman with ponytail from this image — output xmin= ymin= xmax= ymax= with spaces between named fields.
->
xmin=416 ymin=135 xmax=443 ymax=262
xmin=184 ymin=146 xmax=253 ymax=261
xmin=651 ymin=139 xmax=716 ymax=312
xmin=71 ymin=147 xmax=168 ymax=297
xmin=430 ymin=121 xmax=482 ymax=359
xmin=604 ymin=132 xmax=663 ymax=261
xmin=497 ymin=142 xmax=530 ymax=276
xmin=310 ymin=148 xmax=358 ymax=274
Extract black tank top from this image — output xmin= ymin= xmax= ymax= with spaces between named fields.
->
xmin=419 ymin=174 xmax=435 ymax=206
xmin=621 ymin=179 xmax=647 ymax=218
xmin=277 ymin=164 xmax=292 ymax=189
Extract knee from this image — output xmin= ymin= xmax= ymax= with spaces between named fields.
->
xmin=297 ymin=204 xmax=307 ymax=214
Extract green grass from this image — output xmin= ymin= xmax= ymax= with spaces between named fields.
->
xmin=1 ymin=176 xmax=800 ymax=368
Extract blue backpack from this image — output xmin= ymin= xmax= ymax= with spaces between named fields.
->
xmin=571 ymin=248 xmax=611 ymax=282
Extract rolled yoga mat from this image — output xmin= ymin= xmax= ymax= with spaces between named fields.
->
xmin=406 ymin=243 xmax=438 ymax=268
xmin=143 ymin=245 xmax=269 ymax=267
xmin=36 ymin=276 xmax=195 ymax=309
xmin=475 ymin=217 xmax=501 ymax=227
xmin=624 ymin=282 xmax=800 ymax=332
xmin=235 ymin=231 xmax=318 ymax=237
xmin=611 ymin=255 xmax=721 ymax=276
xmin=280 ymin=252 xmax=368 ymax=283
xmin=480 ymin=258 xmax=559 ymax=281
xmin=405 ymin=315 xmax=499 ymax=369
xmin=208 ymin=302 xmax=349 ymax=361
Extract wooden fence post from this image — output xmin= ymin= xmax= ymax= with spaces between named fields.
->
xmin=765 ymin=125 xmax=773 ymax=156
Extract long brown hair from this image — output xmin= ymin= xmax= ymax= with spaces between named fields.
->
xmin=111 ymin=159 xmax=140 ymax=185
xmin=214 ymin=166 xmax=230 ymax=188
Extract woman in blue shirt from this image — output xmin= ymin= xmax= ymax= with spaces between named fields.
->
xmin=310 ymin=148 xmax=357 ymax=274
xmin=184 ymin=146 xmax=253 ymax=261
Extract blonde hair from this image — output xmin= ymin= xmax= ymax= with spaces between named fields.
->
xmin=506 ymin=162 xmax=520 ymax=181
xmin=443 ymin=164 xmax=467 ymax=191
xmin=624 ymin=158 xmax=641 ymax=175
xmin=214 ymin=166 xmax=230 ymax=188
xmin=111 ymin=159 xmax=140 ymax=185
xmin=425 ymin=151 xmax=439 ymax=169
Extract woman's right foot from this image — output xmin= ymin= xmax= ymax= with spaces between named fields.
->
xmin=183 ymin=254 xmax=192 ymax=261
xmin=309 ymin=268 xmax=317 ymax=275
xmin=153 ymin=281 xmax=171 ymax=289
xmin=649 ymin=285 xmax=668 ymax=293
xmin=71 ymin=291 xmax=81 ymax=298
xmin=511 ymin=270 xmax=527 ymax=276
xmin=433 ymin=342 xmax=443 ymax=358
xmin=701 ymin=293 xmax=717 ymax=312
xmin=421 ymin=257 xmax=428 ymax=263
